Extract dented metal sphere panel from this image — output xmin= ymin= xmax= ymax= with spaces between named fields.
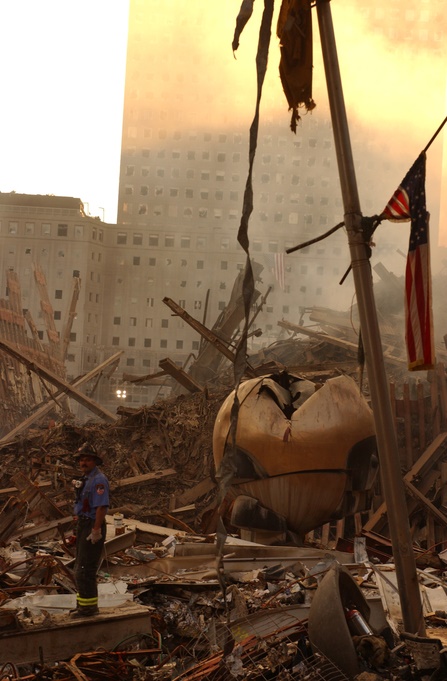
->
xmin=213 ymin=373 xmax=377 ymax=534
xmin=213 ymin=374 xmax=375 ymax=476
xmin=230 ymin=472 xmax=347 ymax=535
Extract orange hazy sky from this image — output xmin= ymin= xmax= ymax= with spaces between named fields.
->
xmin=0 ymin=1 xmax=444 ymax=234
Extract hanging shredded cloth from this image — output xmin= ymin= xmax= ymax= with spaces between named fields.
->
xmin=277 ymin=0 xmax=316 ymax=132
xmin=232 ymin=0 xmax=255 ymax=52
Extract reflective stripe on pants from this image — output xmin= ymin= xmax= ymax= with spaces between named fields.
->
xmin=75 ymin=517 xmax=106 ymax=608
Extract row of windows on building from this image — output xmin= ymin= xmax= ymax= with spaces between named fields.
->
xmin=110 ymin=336 xmax=199 ymax=351
xmin=110 ymin=301 xmax=292 ymax=330
xmin=3 ymin=221 xmax=103 ymax=240
xmin=125 ymin=131 xmax=244 ymax=145
xmin=6 ymin=255 xmax=341 ymax=295
xmin=47 ymin=249 xmax=338 ymax=309
xmin=123 ymin=143 xmax=330 ymax=164
xmin=120 ymin=257 xmax=247 ymax=269
xmin=126 ymin=148 xmax=244 ymax=163
xmin=123 ymin=129 xmax=328 ymax=148
xmin=122 ymin=203 xmax=240 ymax=219
xmin=121 ymin=203 xmax=335 ymax=225
xmin=7 ymin=245 xmax=99 ymax=260
xmin=125 ymin=186 xmax=242 ymax=200
xmin=34 ymin=329 xmax=77 ymax=342
xmin=48 ymin=293 xmax=313 ymax=355
xmin=123 ymin=164 xmax=331 ymax=182
xmin=114 ymin=233 xmax=318 ymax=252
xmin=123 ymin=186 xmax=336 ymax=209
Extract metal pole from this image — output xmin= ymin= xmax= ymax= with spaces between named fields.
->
xmin=316 ymin=0 xmax=425 ymax=635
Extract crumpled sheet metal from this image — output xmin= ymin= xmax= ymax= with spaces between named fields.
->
xmin=213 ymin=374 xmax=377 ymax=535
xmin=308 ymin=562 xmax=371 ymax=678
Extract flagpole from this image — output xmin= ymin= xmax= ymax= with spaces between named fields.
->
xmin=423 ymin=115 xmax=447 ymax=154
xmin=315 ymin=0 xmax=425 ymax=636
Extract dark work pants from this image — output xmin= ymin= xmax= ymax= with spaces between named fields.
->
xmin=75 ymin=517 xmax=106 ymax=609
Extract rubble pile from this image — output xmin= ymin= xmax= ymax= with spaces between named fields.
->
xmin=1 ymin=528 xmax=447 ymax=679
xmin=0 ymin=280 xmax=446 ymax=676
xmin=0 ymin=387 xmax=230 ymax=533
xmin=0 ymin=392 xmax=447 ymax=678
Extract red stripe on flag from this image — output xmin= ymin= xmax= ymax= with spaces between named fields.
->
xmin=382 ymin=153 xmax=435 ymax=370
xmin=405 ymin=243 xmax=434 ymax=370
xmin=383 ymin=188 xmax=410 ymax=220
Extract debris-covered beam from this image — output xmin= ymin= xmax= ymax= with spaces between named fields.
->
xmin=111 ymin=468 xmax=177 ymax=490
xmin=122 ymin=369 xmax=167 ymax=384
xmin=278 ymin=320 xmax=406 ymax=367
xmin=158 ymin=358 xmax=204 ymax=393
xmin=404 ymin=480 xmax=447 ymax=527
xmin=0 ymin=603 xmax=152 ymax=666
xmin=364 ymin=432 xmax=447 ymax=533
xmin=0 ymin=351 xmax=123 ymax=447
xmin=60 ymin=276 xmax=81 ymax=362
xmin=0 ymin=338 xmax=119 ymax=424
xmin=163 ymin=297 xmax=256 ymax=377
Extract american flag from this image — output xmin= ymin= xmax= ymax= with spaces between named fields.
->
xmin=381 ymin=153 xmax=435 ymax=371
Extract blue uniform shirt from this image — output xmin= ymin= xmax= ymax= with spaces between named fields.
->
xmin=74 ymin=467 xmax=109 ymax=520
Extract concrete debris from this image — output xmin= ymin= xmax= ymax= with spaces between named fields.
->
xmin=0 ymin=478 xmax=446 ymax=679
xmin=0 ymin=279 xmax=447 ymax=676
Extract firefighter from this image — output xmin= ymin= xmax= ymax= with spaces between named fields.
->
xmin=71 ymin=443 xmax=109 ymax=617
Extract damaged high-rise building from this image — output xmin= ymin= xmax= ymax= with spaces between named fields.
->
xmin=0 ymin=0 xmax=444 ymax=415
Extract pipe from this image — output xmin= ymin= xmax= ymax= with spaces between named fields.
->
xmin=316 ymin=0 xmax=425 ymax=636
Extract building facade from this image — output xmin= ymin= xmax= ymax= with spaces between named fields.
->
xmin=115 ymin=0 xmax=444 ymax=398
xmin=0 ymin=0 xmax=444 ymax=414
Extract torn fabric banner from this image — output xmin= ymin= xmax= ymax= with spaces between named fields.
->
xmin=381 ymin=153 xmax=435 ymax=371
xmin=277 ymin=0 xmax=316 ymax=133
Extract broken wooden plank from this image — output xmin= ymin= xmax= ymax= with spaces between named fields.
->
xmin=0 ymin=474 xmax=64 ymax=546
xmin=363 ymin=432 xmax=447 ymax=532
xmin=163 ymin=297 xmax=257 ymax=377
xmin=0 ymin=481 xmax=52 ymax=497
xmin=404 ymin=480 xmax=447 ymax=528
xmin=122 ymin=369 xmax=167 ymax=384
xmin=105 ymin=514 xmax=187 ymax=539
xmin=321 ymin=523 xmax=330 ymax=546
xmin=0 ymin=338 xmax=119 ymax=424
xmin=364 ymin=463 xmax=442 ymax=536
xmin=158 ymin=358 xmax=203 ymax=393
xmin=177 ymin=477 xmax=216 ymax=506
xmin=171 ymin=504 xmax=196 ymax=514
xmin=179 ymin=268 xmax=264 ymax=387
xmin=0 ymin=497 xmax=29 ymax=546
xmin=12 ymin=472 xmax=65 ymax=520
xmin=335 ymin=518 xmax=345 ymax=541
xmin=111 ymin=468 xmax=177 ymax=490
xmin=163 ymin=297 xmax=237 ymax=363
xmin=404 ymin=432 xmax=447 ymax=484
xmin=12 ymin=515 xmax=73 ymax=540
